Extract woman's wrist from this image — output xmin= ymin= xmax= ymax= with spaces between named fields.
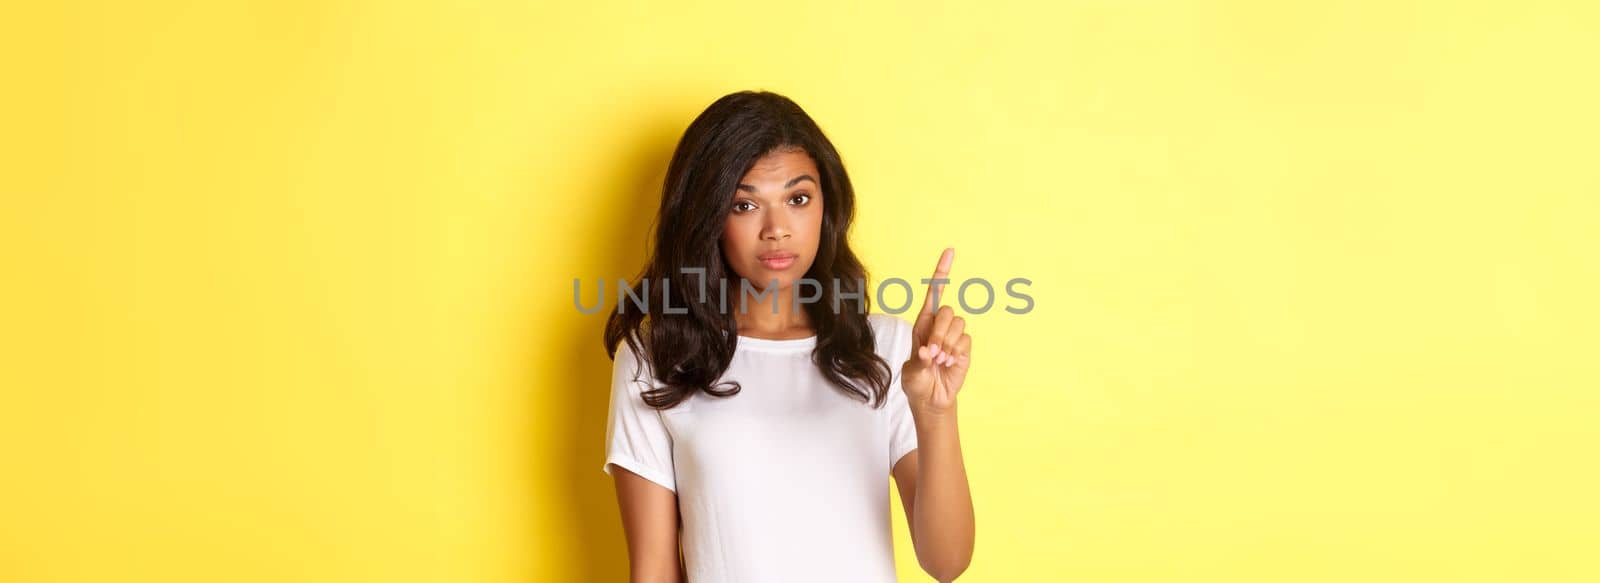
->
xmin=911 ymin=399 xmax=959 ymax=430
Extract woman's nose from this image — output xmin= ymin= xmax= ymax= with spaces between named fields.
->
xmin=762 ymin=218 xmax=791 ymax=240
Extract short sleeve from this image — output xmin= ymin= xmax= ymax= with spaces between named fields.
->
xmin=887 ymin=378 xmax=920 ymax=469
xmin=876 ymin=314 xmax=920 ymax=469
xmin=602 ymin=338 xmax=677 ymax=492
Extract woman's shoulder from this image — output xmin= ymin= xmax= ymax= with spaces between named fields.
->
xmin=866 ymin=313 xmax=913 ymax=354
xmin=609 ymin=332 xmax=658 ymax=384
xmin=866 ymin=312 xmax=911 ymax=333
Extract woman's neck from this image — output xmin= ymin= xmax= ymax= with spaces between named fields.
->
xmin=733 ymin=282 xmax=814 ymax=339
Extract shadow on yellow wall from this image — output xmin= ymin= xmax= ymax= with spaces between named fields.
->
xmin=533 ymin=121 xmax=670 ymax=581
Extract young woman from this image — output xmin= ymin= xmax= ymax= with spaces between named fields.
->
xmin=602 ymin=90 xmax=975 ymax=582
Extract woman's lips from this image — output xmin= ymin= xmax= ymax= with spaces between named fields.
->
xmin=759 ymin=253 xmax=797 ymax=270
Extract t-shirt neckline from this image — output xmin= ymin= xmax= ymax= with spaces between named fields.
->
xmin=734 ymin=334 xmax=817 ymax=351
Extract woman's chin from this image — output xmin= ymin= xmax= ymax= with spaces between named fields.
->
xmin=736 ymin=273 xmax=804 ymax=293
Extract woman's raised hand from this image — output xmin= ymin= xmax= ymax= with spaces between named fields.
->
xmin=901 ymin=247 xmax=971 ymax=415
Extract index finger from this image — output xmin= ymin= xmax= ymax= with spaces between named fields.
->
xmin=918 ymin=247 xmax=955 ymax=318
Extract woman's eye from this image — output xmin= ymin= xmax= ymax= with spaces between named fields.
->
xmin=789 ymin=193 xmax=811 ymax=205
xmin=732 ymin=201 xmax=756 ymax=213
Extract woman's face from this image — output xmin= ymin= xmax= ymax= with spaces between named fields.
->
xmin=720 ymin=148 xmax=824 ymax=291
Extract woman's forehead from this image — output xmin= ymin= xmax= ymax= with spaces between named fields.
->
xmin=739 ymin=151 xmax=818 ymax=190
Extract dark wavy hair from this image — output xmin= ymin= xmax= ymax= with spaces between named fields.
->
xmin=604 ymin=90 xmax=893 ymax=410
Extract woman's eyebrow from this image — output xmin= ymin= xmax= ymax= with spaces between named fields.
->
xmin=736 ymin=174 xmax=817 ymax=193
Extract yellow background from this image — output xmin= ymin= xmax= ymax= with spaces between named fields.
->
xmin=3 ymin=1 xmax=1597 ymax=581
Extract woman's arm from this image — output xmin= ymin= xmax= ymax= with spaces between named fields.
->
xmin=893 ymin=406 xmax=975 ymax=582
xmin=894 ymin=248 xmax=977 ymax=581
xmin=611 ymin=466 xmax=683 ymax=583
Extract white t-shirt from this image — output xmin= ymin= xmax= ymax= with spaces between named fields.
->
xmin=603 ymin=313 xmax=920 ymax=582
